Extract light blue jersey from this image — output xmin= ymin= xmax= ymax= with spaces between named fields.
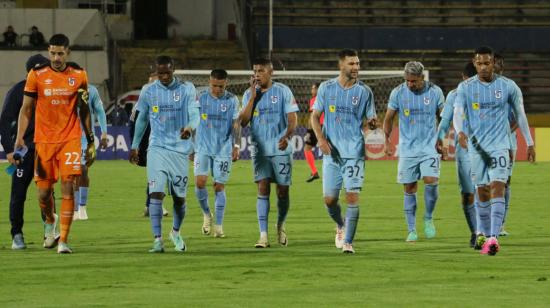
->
xmin=388 ymin=82 xmax=445 ymax=157
xmin=312 ymin=78 xmax=376 ymax=159
xmin=195 ymin=89 xmax=239 ymax=158
xmin=439 ymin=89 xmax=470 ymax=160
xmin=455 ymin=75 xmax=533 ymax=152
xmin=508 ymin=109 xmax=518 ymax=151
xmin=80 ymin=84 xmax=107 ymax=144
xmin=242 ymin=82 xmax=298 ymax=157
xmin=136 ymin=78 xmax=199 ymax=154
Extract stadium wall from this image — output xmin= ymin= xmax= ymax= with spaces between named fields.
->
xmin=0 ymin=127 xmax=542 ymax=162
xmin=255 ymin=27 xmax=550 ymax=51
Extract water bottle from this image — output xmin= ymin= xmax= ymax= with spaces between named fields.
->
xmin=5 ymin=146 xmax=28 ymax=176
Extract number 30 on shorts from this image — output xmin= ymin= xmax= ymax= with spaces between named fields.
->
xmin=64 ymin=152 xmax=80 ymax=165
xmin=490 ymin=156 xmax=507 ymax=169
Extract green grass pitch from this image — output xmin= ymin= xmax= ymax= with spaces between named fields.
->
xmin=1 ymin=160 xmax=549 ymax=307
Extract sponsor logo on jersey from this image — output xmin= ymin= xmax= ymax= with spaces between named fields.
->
xmin=404 ymin=109 xmax=410 ymax=117
xmin=44 ymin=89 xmax=52 ymax=96
xmin=472 ymin=102 xmax=480 ymax=110
xmin=253 ymin=110 xmax=259 ymax=116
xmin=44 ymin=79 xmax=53 ymax=85
xmin=329 ymin=105 xmax=336 ymax=113
xmin=201 ymin=113 xmax=208 ymax=120
xmin=152 ymin=106 xmax=159 ymax=113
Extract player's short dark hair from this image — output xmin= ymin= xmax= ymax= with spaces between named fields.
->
xmin=49 ymin=34 xmax=70 ymax=48
xmin=313 ymin=82 xmax=321 ymax=88
xmin=494 ymin=53 xmax=503 ymax=60
xmin=463 ymin=62 xmax=477 ymax=78
xmin=338 ymin=49 xmax=358 ymax=60
xmin=252 ymin=58 xmax=272 ymax=66
xmin=210 ymin=69 xmax=228 ymax=80
xmin=156 ymin=55 xmax=174 ymax=67
xmin=474 ymin=46 xmax=494 ymax=57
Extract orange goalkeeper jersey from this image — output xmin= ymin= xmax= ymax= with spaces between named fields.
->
xmin=24 ymin=63 xmax=88 ymax=144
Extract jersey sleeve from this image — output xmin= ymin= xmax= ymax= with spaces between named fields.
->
xmin=440 ymin=91 xmax=455 ymax=122
xmin=242 ymin=89 xmax=251 ymax=109
xmin=312 ymin=82 xmax=325 ymax=112
xmin=232 ymin=96 xmax=240 ymax=120
xmin=23 ymin=70 xmax=38 ymax=97
xmin=90 ymin=86 xmax=108 ymax=134
xmin=435 ymin=86 xmax=445 ymax=110
xmin=508 ymin=81 xmax=534 ymax=146
xmin=364 ymin=86 xmax=376 ymax=120
xmin=283 ymin=86 xmax=299 ymax=114
xmin=136 ymin=87 xmax=150 ymax=114
xmin=387 ymin=88 xmax=399 ymax=111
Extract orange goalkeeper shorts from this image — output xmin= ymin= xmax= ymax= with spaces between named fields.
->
xmin=34 ymin=138 xmax=82 ymax=188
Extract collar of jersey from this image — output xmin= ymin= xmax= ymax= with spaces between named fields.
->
xmin=475 ymin=74 xmax=497 ymax=86
xmin=157 ymin=78 xmax=179 ymax=90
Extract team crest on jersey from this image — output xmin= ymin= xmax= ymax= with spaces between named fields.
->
xmin=271 ymin=96 xmax=278 ymax=104
xmin=404 ymin=109 xmax=410 ymax=117
xmin=173 ymin=92 xmax=180 ymax=102
xmin=423 ymin=97 xmax=430 ymax=105
xmin=351 ymin=96 xmax=359 ymax=105
xmin=201 ymin=113 xmax=208 ymax=120
xmin=472 ymin=102 xmax=480 ymax=110
xmin=329 ymin=105 xmax=336 ymax=113
xmin=68 ymin=77 xmax=75 ymax=86
xmin=152 ymin=106 xmax=159 ymax=113
xmin=495 ymin=90 xmax=502 ymax=99
xmin=220 ymin=104 xmax=227 ymax=112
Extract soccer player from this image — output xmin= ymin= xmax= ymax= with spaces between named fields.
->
xmin=0 ymin=54 xmax=49 ymax=249
xmin=15 ymin=34 xmax=96 ymax=254
xmin=494 ymin=53 xmax=514 ymax=236
xmin=239 ymin=58 xmax=298 ymax=248
xmin=130 ymin=55 xmax=199 ymax=253
xmin=453 ymin=46 xmax=535 ymax=255
xmin=311 ymin=49 xmax=377 ymax=254
xmin=437 ymin=62 xmax=478 ymax=247
xmin=383 ymin=61 xmax=445 ymax=242
xmin=73 ymin=84 xmax=108 ymax=220
xmin=304 ymin=82 xmax=321 ymax=182
xmin=193 ymin=69 xmax=241 ymax=237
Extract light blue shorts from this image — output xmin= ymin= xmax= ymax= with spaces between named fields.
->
xmin=252 ymin=154 xmax=292 ymax=186
xmin=470 ymin=149 xmax=510 ymax=186
xmin=147 ymin=147 xmax=189 ymax=197
xmin=456 ymin=157 xmax=475 ymax=194
xmin=508 ymin=149 xmax=517 ymax=177
xmin=80 ymin=139 xmax=87 ymax=165
xmin=322 ymin=156 xmax=365 ymax=197
xmin=194 ymin=153 xmax=232 ymax=184
xmin=397 ymin=155 xmax=440 ymax=184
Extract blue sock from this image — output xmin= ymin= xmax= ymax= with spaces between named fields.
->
xmin=344 ymin=204 xmax=359 ymax=244
xmin=256 ymin=195 xmax=270 ymax=233
xmin=73 ymin=190 xmax=80 ymax=211
xmin=503 ymin=185 xmax=511 ymax=225
xmin=214 ymin=191 xmax=226 ymax=225
xmin=477 ymin=200 xmax=491 ymax=236
xmin=277 ymin=196 xmax=289 ymax=226
xmin=424 ymin=184 xmax=438 ymax=220
xmin=490 ymin=197 xmax=506 ymax=237
xmin=173 ymin=202 xmax=186 ymax=231
xmin=326 ymin=204 xmax=344 ymax=228
xmin=195 ymin=187 xmax=211 ymax=215
xmin=463 ymin=202 xmax=477 ymax=234
xmin=404 ymin=192 xmax=417 ymax=232
xmin=79 ymin=187 xmax=89 ymax=207
xmin=149 ymin=198 xmax=163 ymax=238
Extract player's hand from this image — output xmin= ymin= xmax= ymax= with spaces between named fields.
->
xmin=188 ymin=152 xmax=194 ymax=162
xmin=180 ymin=127 xmax=192 ymax=139
xmin=436 ymin=139 xmax=445 ymax=157
xmin=527 ymin=145 xmax=536 ymax=163
xmin=367 ymin=118 xmax=378 ymax=130
xmin=100 ymin=133 xmax=108 ymax=149
xmin=441 ymin=146 xmax=449 ymax=161
xmin=458 ymin=132 xmax=468 ymax=149
xmin=278 ymin=137 xmax=289 ymax=150
xmin=249 ymin=76 xmax=259 ymax=99
xmin=129 ymin=149 xmax=139 ymax=165
xmin=6 ymin=152 xmax=15 ymax=164
xmin=384 ymin=139 xmax=394 ymax=157
xmin=232 ymin=146 xmax=240 ymax=162
xmin=85 ymin=142 xmax=96 ymax=167
xmin=317 ymin=137 xmax=331 ymax=155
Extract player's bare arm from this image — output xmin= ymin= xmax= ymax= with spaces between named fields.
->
xmin=238 ymin=77 xmax=258 ymax=127
xmin=383 ymin=108 xmax=396 ymax=156
xmin=78 ymin=88 xmax=96 ymax=167
xmin=232 ymin=119 xmax=241 ymax=161
xmin=310 ymin=109 xmax=330 ymax=155
xmin=279 ymin=112 xmax=297 ymax=150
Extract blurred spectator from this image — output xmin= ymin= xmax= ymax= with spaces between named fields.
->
xmin=3 ymin=25 xmax=18 ymax=47
xmin=29 ymin=26 xmax=45 ymax=47
xmin=110 ymin=103 xmax=129 ymax=126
